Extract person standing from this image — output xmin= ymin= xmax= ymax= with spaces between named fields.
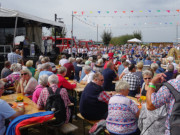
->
xmin=23 ymin=36 xmax=30 ymax=57
xmin=44 ymin=37 xmax=48 ymax=56
xmin=8 ymin=48 xmax=23 ymax=64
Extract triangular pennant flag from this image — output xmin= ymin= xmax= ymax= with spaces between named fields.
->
xmin=73 ymin=11 xmax=77 ymax=14
xmin=90 ymin=11 xmax=93 ymax=14
xmin=123 ymin=11 xmax=126 ymax=13
xmin=170 ymin=22 xmax=173 ymax=24
xmin=176 ymin=9 xmax=180 ymax=12
xmin=165 ymin=22 xmax=168 ymax=24
xmin=104 ymin=24 xmax=106 ymax=26
xmin=139 ymin=10 xmax=143 ymax=12
xmin=157 ymin=10 xmax=161 ymax=12
xmin=148 ymin=10 xmax=151 ymax=12
xmin=82 ymin=11 xmax=84 ymax=15
xmin=98 ymin=11 xmax=101 ymax=14
xmin=166 ymin=10 xmax=170 ymax=13
xmin=131 ymin=10 xmax=134 ymax=13
xmin=107 ymin=11 xmax=110 ymax=13
xmin=114 ymin=11 xmax=117 ymax=13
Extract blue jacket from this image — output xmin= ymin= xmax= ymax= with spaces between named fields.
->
xmin=6 ymin=111 xmax=53 ymax=135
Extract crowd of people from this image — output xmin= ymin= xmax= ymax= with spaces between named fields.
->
xmin=0 ymin=43 xmax=180 ymax=135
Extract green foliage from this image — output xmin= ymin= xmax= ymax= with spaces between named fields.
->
xmin=110 ymin=34 xmax=134 ymax=45
xmin=133 ymin=31 xmax=142 ymax=40
xmin=101 ymin=31 xmax=112 ymax=46
xmin=51 ymin=28 xmax=66 ymax=38
xmin=110 ymin=31 xmax=142 ymax=46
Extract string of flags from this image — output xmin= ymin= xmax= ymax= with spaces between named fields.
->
xmin=74 ymin=16 xmax=179 ymax=28
xmin=73 ymin=9 xmax=180 ymax=15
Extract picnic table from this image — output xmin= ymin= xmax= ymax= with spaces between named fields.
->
xmin=1 ymin=93 xmax=44 ymax=114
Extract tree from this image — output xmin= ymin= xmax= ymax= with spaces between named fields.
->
xmin=51 ymin=27 xmax=66 ymax=38
xmin=101 ymin=31 xmax=112 ymax=46
xmin=133 ymin=31 xmax=142 ymax=40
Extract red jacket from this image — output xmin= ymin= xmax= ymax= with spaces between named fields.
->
xmin=57 ymin=74 xmax=76 ymax=90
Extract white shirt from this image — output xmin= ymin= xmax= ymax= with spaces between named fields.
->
xmin=122 ymin=67 xmax=129 ymax=75
xmin=59 ymin=58 xmax=68 ymax=66
xmin=0 ymin=99 xmax=16 ymax=135
xmin=82 ymin=71 xmax=95 ymax=83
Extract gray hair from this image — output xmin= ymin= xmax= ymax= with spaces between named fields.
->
xmin=0 ymin=80 xmax=5 ymax=89
xmin=10 ymin=63 xmax=22 ymax=72
xmin=42 ymin=63 xmax=51 ymax=71
xmin=88 ymin=57 xmax=93 ymax=61
xmin=83 ymin=66 xmax=91 ymax=72
xmin=167 ymin=64 xmax=174 ymax=72
xmin=93 ymin=72 xmax=102 ymax=80
xmin=21 ymin=68 xmax=32 ymax=77
xmin=142 ymin=70 xmax=153 ymax=77
xmin=39 ymin=75 xmax=48 ymax=86
xmin=115 ymin=80 xmax=130 ymax=92
xmin=97 ymin=59 xmax=103 ymax=65
xmin=151 ymin=63 xmax=158 ymax=71
xmin=57 ymin=67 xmax=67 ymax=74
xmin=69 ymin=57 xmax=74 ymax=63
xmin=48 ymin=74 xmax=59 ymax=84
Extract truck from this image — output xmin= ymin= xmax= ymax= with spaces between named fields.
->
xmin=43 ymin=36 xmax=78 ymax=53
xmin=78 ymin=40 xmax=98 ymax=50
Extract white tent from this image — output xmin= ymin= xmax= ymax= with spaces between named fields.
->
xmin=0 ymin=8 xmax=65 ymax=27
xmin=0 ymin=7 xmax=65 ymax=47
xmin=127 ymin=38 xmax=142 ymax=43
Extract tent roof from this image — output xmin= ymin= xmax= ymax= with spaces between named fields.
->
xmin=0 ymin=8 xmax=65 ymax=28
xmin=127 ymin=38 xmax=142 ymax=43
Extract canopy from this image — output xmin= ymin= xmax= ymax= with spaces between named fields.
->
xmin=0 ymin=7 xmax=65 ymax=28
xmin=127 ymin=38 xmax=142 ymax=43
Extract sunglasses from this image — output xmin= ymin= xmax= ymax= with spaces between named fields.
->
xmin=144 ymin=78 xmax=152 ymax=80
xmin=21 ymin=73 xmax=28 ymax=76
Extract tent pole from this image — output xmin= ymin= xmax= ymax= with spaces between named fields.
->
xmin=13 ymin=16 xmax=18 ymax=47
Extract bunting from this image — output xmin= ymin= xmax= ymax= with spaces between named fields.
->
xmin=73 ymin=9 xmax=180 ymax=15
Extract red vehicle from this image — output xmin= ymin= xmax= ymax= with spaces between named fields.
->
xmin=44 ymin=36 xmax=78 ymax=53
xmin=78 ymin=40 xmax=98 ymax=50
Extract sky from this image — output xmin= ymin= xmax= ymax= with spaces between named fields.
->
xmin=0 ymin=0 xmax=180 ymax=43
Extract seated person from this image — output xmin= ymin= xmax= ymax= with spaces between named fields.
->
xmin=26 ymin=60 xmax=35 ymax=77
xmin=80 ymin=66 xmax=95 ymax=85
xmin=57 ymin=67 xmax=76 ymax=89
xmin=119 ymin=61 xmax=130 ymax=79
xmin=38 ymin=63 xmax=54 ymax=83
xmin=141 ymin=70 xmax=153 ymax=96
xmin=0 ymin=80 xmax=25 ymax=135
xmin=144 ymin=57 xmax=152 ymax=65
xmin=122 ymin=64 xmax=141 ymax=97
xmin=74 ymin=58 xmax=83 ymax=81
xmin=102 ymin=61 xmax=119 ymax=91
xmin=37 ymin=74 xmax=71 ymax=123
xmin=106 ymin=80 xmax=140 ymax=135
xmin=80 ymin=72 xmax=111 ymax=120
xmin=32 ymin=75 xmax=48 ymax=103
xmin=164 ymin=64 xmax=174 ymax=81
xmin=1 ymin=61 xmax=12 ymax=79
xmin=64 ymin=57 xmax=75 ymax=79
xmin=1 ymin=63 xmax=21 ymax=87
xmin=93 ymin=59 xmax=104 ymax=73
xmin=151 ymin=63 xmax=158 ymax=77
xmin=17 ymin=69 xmax=38 ymax=95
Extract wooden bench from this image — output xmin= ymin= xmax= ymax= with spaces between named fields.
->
xmin=45 ymin=122 xmax=78 ymax=135
xmin=77 ymin=113 xmax=110 ymax=135
xmin=59 ymin=123 xmax=78 ymax=134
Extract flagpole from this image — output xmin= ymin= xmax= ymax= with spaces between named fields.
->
xmin=71 ymin=11 xmax=74 ymax=57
